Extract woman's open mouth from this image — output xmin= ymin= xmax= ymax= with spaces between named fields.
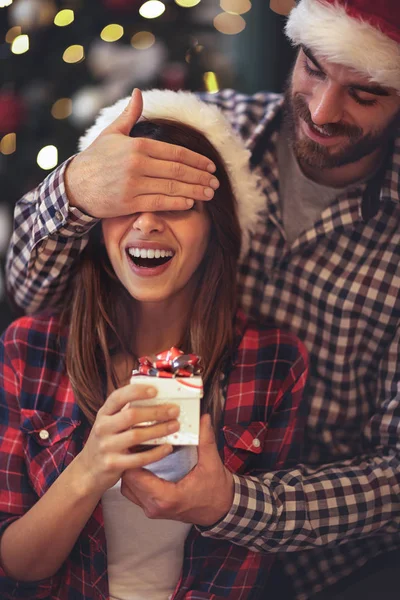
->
xmin=126 ymin=247 xmax=175 ymax=271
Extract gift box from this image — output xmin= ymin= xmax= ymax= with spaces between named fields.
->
xmin=129 ymin=348 xmax=203 ymax=446
xmin=129 ymin=375 xmax=203 ymax=445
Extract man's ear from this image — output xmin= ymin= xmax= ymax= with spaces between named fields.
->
xmin=270 ymin=0 xmax=296 ymax=16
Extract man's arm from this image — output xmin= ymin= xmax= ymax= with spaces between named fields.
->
xmin=202 ymin=329 xmax=400 ymax=552
xmin=6 ymin=160 xmax=98 ymax=314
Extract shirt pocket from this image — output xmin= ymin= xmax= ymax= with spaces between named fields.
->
xmin=20 ymin=409 xmax=81 ymax=497
xmin=222 ymin=421 xmax=268 ymax=475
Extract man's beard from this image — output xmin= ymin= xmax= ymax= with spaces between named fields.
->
xmin=283 ymin=84 xmax=399 ymax=171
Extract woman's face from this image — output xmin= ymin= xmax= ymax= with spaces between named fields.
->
xmin=102 ymin=204 xmax=211 ymax=306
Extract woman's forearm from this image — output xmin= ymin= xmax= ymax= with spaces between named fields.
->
xmin=0 ymin=454 xmax=101 ymax=582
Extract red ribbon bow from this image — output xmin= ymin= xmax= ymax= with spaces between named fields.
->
xmin=131 ymin=347 xmax=202 ymax=378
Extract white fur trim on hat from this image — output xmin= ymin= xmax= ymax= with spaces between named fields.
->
xmin=285 ymin=0 xmax=400 ymax=92
xmin=78 ymin=90 xmax=266 ymax=257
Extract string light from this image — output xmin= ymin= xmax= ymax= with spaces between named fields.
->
xmin=63 ymin=45 xmax=85 ymax=64
xmin=37 ymin=145 xmax=58 ymax=170
xmin=11 ymin=34 xmax=29 ymax=55
xmin=5 ymin=26 xmax=21 ymax=44
xmin=0 ymin=133 xmax=16 ymax=155
xmin=203 ymin=71 xmax=219 ymax=94
xmin=54 ymin=9 xmax=74 ymax=27
xmin=51 ymin=98 xmax=72 ymax=120
xmin=220 ymin=0 xmax=251 ymax=14
xmin=214 ymin=12 xmax=246 ymax=34
xmin=139 ymin=1 xmax=165 ymax=19
xmin=0 ymin=0 xmax=13 ymax=7
xmin=100 ymin=24 xmax=124 ymax=42
xmin=131 ymin=31 xmax=156 ymax=50
xmin=175 ymin=0 xmax=201 ymax=7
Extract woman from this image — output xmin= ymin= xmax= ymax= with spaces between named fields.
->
xmin=0 ymin=90 xmax=308 ymax=600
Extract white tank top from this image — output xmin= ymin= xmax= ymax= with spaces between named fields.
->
xmin=102 ymin=446 xmax=198 ymax=600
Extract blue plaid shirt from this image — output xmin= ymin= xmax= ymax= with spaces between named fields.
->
xmin=6 ymin=90 xmax=400 ymax=599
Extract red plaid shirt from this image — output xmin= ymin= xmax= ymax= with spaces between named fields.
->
xmin=0 ymin=310 xmax=308 ymax=600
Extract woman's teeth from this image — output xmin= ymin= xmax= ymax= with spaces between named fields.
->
xmin=128 ymin=248 xmax=174 ymax=259
xmin=127 ymin=247 xmax=174 ymax=268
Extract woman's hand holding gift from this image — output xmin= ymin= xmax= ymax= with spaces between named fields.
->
xmin=120 ymin=414 xmax=234 ymax=527
xmin=76 ymin=383 xmax=180 ymax=495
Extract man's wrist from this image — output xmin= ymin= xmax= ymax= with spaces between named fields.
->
xmin=64 ymin=153 xmax=93 ymax=216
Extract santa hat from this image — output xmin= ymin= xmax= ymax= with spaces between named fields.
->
xmin=78 ymin=89 xmax=266 ymax=257
xmin=285 ymin=0 xmax=400 ymax=93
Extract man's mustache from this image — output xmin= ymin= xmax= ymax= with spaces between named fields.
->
xmin=293 ymin=94 xmax=363 ymax=140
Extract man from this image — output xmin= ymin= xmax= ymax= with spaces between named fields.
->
xmin=5 ymin=1 xmax=400 ymax=598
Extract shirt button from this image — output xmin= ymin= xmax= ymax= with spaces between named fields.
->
xmin=55 ymin=210 xmax=63 ymax=222
xmin=252 ymin=438 xmax=261 ymax=448
xmin=39 ymin=429 xmax=50 ymax=440
xmin=74 ymin=226 xmax=84 ymax=233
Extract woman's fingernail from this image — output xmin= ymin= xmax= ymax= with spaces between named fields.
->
xmin=204 ymin=188 xmax=214 ymax=198
xmin=186 ymin=199 xmax=194 ymax=208
xmin=168 ymin=406 xmax=180 ymax=418
xmin=207 ymin=163 xmax=216 ymax=173
xmin=167 ymin=421 xmax=180 ymax=432
xmin=146 ymin=387 xmax=157 ymax=397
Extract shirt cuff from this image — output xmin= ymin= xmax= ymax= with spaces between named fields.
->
xmin=35 ymin=157 xmax=99 ymax=242
xmin=198 ymin=473 xmax=273 ymax=543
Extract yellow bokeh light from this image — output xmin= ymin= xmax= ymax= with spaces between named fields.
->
xmin=0 ymin=133 xmax=16 ymax=155
xmin=63 ymin=45 xmax=85 ymax=64
xmin=213 ymin=12 xmax=246 ymax=35
xmin=220 ymin=0 xmax=251 ymax=15
xmin=100 ymin=24 xmax=124 ymax=42
xmin=5 ymin=26 xmax=21 ymax=44
xmin=175 ymin=0 xmax=201 ymax=7
xmin=11 ymin=34 xmax=29 ymax=55
xmin=131 ymin=31 xmax=156 ymax=50
xmin=54 ymin=9 xmax=74 ymax=27
xmin=139 ymin=1 xmax=166 ymax=19
xmin=0 ymin=0 xmax=13 ymax=7
xmin=203 ymin=71 xmax=219 ymax=94
xmin=51 ymin=98 xmax=72 ymax=120
xmin=37 ymin=145 xmax=58 ymax=170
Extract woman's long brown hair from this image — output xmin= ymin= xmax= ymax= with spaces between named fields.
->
xmin=61 ymin=119 xmax=242 ymax=427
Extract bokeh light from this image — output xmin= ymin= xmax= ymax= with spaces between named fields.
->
xmin=131 ymin=31 xmax=156 ymax=50
xmin=100 ymin=24 xmax=124 ymax=42
xmin=203 ymin=71 xmax=219 ymax=94
xmin=37 ymin=145 xmax=58 ymax=170
xmin=0 ymin=133 xmax=16 ymax=155
xmin=54 ymin=9 xmax=74 ymax=27
xmin=139 ymin=1 xmax=166 ymax=19
xmin=11 ymin=34 xmax=29 ymax=54
xmin=5 ymin=26 xmax=21 ymax=44
xmin=62 ymin=45 xmax=85 ymax=64
xmin=175 ymin=0 xmax=201 ymax=7
xmin=214 ymin=12 xmax=246 ymax=34
xmin=220 ymin=0 xmax=251 ymax=15
xmin=51 ymin=98 xmax=72 ymax=120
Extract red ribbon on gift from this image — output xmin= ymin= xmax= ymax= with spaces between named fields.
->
xmin=131 ymin=347 xmax=202 ymax=378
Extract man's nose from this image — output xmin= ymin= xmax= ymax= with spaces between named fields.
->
xmin=132 ymin=212 xmax=165 ymax=235
xmin=308 ymin=82 xmax=344 ymax=126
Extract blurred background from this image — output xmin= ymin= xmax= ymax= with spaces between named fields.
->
xmin=0 ymin=0 xmax=295 ymax=334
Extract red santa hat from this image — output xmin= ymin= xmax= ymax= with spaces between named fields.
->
xmin=285 ymin=0 xmax=400 ymax=92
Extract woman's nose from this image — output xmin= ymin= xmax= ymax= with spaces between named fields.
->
xmin=132 ymin=212 xmax=165 ymax=235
